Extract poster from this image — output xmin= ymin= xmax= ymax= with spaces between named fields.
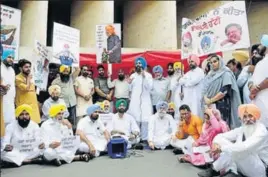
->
xmin=14 ymin=138 xmax=40 ymax=157
xmin=0 ymin=5 xmax=21 ymax=61
xmin=99 ymin=113 xmax=113 ymax=127
xmin=181 ymin=1 xmax=250 ymax=59
xmin=52 ymin=22 xmax=80 ymax=67
xmin=60 ymin=136 xmax=80 ymax=154
xmin=96 ymin=24 xmax=122 ymax=64
xmin=33 ymin=40 xmax=50 ymax=90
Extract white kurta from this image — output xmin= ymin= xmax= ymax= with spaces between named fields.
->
xmin=77 ymin=117 xmax=108 ymax=157
xmin=127 ymin=72 xmax=153 ymax=140
xmin=74 ymin=76 xmax=94 ymax=117
xmin=170 ymin=73 xmax=184 ymax=117
xmin=237 ymin=66 xmax=251 ymax=104
xmin=1 ymin=121 xmax=42 ymax=166
xmin=151 ymin=78 xmax=170 ymax=106
xmin=212 ymin=122 xmax=268 ymax=177
xmin=179 ymin=67 xmax=204 ymax=117
xmin=251 ymin=55 xmax=268 ymax=127
xmin=41 ymin=119 xmax=75 ymax=163
xmin=1 ymin=64 xmax=16 ymax=125
xmin=148 ymin=113 xmax=177 ymax=149
xmin=108 ymin=113 xmax=140 ymax=149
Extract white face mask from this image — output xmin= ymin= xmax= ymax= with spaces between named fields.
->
xmin=158 ymin=110 xmax=166 ymax=118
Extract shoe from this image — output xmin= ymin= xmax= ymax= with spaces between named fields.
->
xmin=197 ymin=167 xmax=220 ymax=177
xmin=133 ymin=143 xmax=144 ymax=150
xmin=53 ymin=159 xmax=61 ymax=167
xmin=222 ymin=171 xmax=243 ymax=177
xmin=173 ymin=148 xmax=183 ymax=155
xmin=165 ymin=145 xmax=174 ymax=150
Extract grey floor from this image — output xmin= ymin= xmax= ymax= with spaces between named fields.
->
xmin=1 ymin=150 xmax=203 ymax=177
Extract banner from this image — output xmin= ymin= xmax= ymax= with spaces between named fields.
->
xmin=60 ymin=136 xmax=80 ymax=154
xmin=0 ymin=5 xmax=21 ymax=61
xmin=96 ymin=24 xmax=122 ymax=64
xmin=33 ymin=40 xmax=50 ymax=90
xmin=181 ymin=1 xmax=250 ymax=59
xmin=52 ymin=22 xmax=80 ymax=67
xmin=14 ymin=138 xmax=40 ymax=157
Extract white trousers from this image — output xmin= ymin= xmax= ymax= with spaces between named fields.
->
xmin=43 ymin=148 xmax=75 ymax=164
xmin=1 ymin=148 xmax=41 ymax=166
xmin=152 ymin=135 xmax=172 ymax=150
xmin=137 ymin=122 xmax=148 ymax=140
xmin=78 ymin=142 xmax=101 ymax=157
xmin=170 ymin=136 xmax=195 ymax=151
xmin=213 ymin=152 xmax=266 ymax=177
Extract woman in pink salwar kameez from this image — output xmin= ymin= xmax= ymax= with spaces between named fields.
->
xmin=178 ymin=108 xmax=229 ymax=166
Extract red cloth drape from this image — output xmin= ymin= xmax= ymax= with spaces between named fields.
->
xmin=80 ymin=50 xmax=222 ymax=79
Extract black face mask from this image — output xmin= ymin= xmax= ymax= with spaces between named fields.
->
xmin=167 ymin=112 xmax=175 ymax=118
xmin=90 ymin=115 xmax=99 ymax=122
xmin=118 ymin=75 xmax=125 ymax=81
xmin=189 ymin=64 xmax=197 ymax=70
xmin=82 ymin=72 xmax=89 ymax=77
xmin=60 ymin=73 xmax=70 ymax=83
xmin=118 ymin=108 xmax=125 ymax=113
xmin=135 ymin=66 xmax=142 ymax=73
xmin=51 ymin=96 xmax=59 ymax=101
xmin=251 ymin=55 xmax=263 ymax=66
xmin=3 ymin=60 xmax=13 ymax=67
xmin=18 ymin=118 xmax=30 ymax=128
xmin=167 ymin=70 xmax=174 ymax=76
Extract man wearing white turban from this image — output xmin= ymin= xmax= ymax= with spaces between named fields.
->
xmin=148 ymin=101 xmax=177 ymax=150
xmin=198 ymin=104 xmax=268 ymax=177
xmin=1 ymin=105 xmax=45 ymax=167
xmin=76 ymin=104 xmax=110 ymax=157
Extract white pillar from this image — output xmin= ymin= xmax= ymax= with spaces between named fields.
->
xmin=19 ymin=1 xmax=48 ymax=47
xmin=71 ymin=1 xmax=114 ymax=48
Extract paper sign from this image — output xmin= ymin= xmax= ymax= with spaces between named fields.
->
xmin=60 ymin=136 xmax=80 ymax=154
xmin=14 ymin=138 xmax=40 ymax=157
xmin=99 ymin=114 xmax=113 ymax=127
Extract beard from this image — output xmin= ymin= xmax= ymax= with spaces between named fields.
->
xmin=118 ymin=108 xmax=125 ymax=113
xmin=60 ymin=73 xmax=70 ymax=83
xmin=3 ymin=60 xmax=13 ymax=67
xmin=82 ymin=72 xmax=88 ymax=77
xmin=189 ymin=64 xmax=197 ymax=70
xmin=242 ymin=123 xmax=257 ymax=139
xmin=118 ymin=75 xmax=125 ymax=81
xmin=22 ymin=70 xmax=30 ymax=76
xmin=135 ymin=66 xmax=142 ymax=73
xmin=167 ymin=71 xmax=174 ymax=76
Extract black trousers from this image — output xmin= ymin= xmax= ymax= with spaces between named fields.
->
xmin=67 ymin=106 xmax=77 ymax=128
xmin=153 ymin=105 xmax=157 ymax=114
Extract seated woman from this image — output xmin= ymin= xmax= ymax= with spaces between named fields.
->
xmin=41 ymin=104 xmax=91 ymax=166
xmin=1 ymin=104 xmax=44 ymax=167
xmin=178 ymin=108 xmax=229 ymax=166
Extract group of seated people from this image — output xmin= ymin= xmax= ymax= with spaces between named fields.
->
xmin=1 ymin=100 xmax=267 ymax=177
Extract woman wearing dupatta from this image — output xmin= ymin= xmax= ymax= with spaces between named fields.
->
xmin=202 ymin=54 xmax=241 ymax=129
xmin=178 ymin=108 xmax=229 ymax=166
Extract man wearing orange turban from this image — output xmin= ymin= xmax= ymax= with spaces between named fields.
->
xmin=1 ymin=104 xmax=45 ymax=167
xmin=198 ymin=104 xmax=268 ymax=177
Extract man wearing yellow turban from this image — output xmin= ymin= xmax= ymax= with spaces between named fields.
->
xmin=198 ymin=104 xmax=268 ymax=177
xmin=1 ymin=104 xmax=45 ymax=167
xmin=98 ymin=100 xmax=113 ymax=128
xmin=51 ymin=65 xmax=80 ymax=128
xmin=41 ymin=104 xmax=91 ymax=166
xmin=41 ymin=85 xmax=69 ymax=123
xmin=109 ymin=99 xmax=142 ymax=149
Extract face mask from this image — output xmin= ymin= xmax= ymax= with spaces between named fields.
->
xmin=189 ymin=64 xmax=196 ymax=70
xmin=90 ymin=115 xmax=99 ymax=122
xmin=18 ymin=118 xmax=30 ymax=128
xmin=167 ymin=70 xmax=174 ymax=76
xmin=60 ymin=73 xmax=70 ymax=83
xmin=118 ymin=108 xmax=125 ymax=113
xmin=118 ymin=75 xmax=125 ymax=81
xmin=51 ymin=96 xmax=59 ymax=101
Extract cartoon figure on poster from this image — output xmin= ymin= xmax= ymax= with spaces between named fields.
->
xmin=220 ymin=23 xmax=242 ymax=47
xmin=182 ymin=32 xmax=193 ymax=58
xmin=199 ymin=33 xmax=219 ymax=55
xmin=54 ymin=44 xmax=77 ymax=66
xmin=105 ymin=25 xmax=121 ymax=63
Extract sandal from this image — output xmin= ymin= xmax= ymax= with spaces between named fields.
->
xmin=80 ymin=154 xmax=90 ymax=162
xmin=178 ymin=156 xmax=188 ymax=163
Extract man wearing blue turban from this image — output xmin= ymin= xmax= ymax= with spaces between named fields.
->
xmin=151 ymin=65 xmax=170 ymax=113
xmin=76 ymin=104 xmax=110 ymax=157
xmin=248 ymin=34 xmax=268 ymax=128
xmin=127 ymin=57 xmax=153 ymax=142
xmin=1 ymin=48 xmax=16 ymax=127
xmin=147 ymin=101 xmax=177 ymax=150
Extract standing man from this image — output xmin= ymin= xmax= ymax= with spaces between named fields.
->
xmin=15 ymin=59 xmax=40 ymax=124
xmin=179 ymin=55 xmax=204 ymax=117
xmin=166 ymin=62 xmax=175 ymax=102
xmin=94 ymin=65 xmax=114 ymax=111
xmin=105 ymin=25 xmax=121 ymax=63
xmin=151 ymin=65 xmax=170 ymax=113
xmin=51 ymin=65 xmax=80 ymax=128
xmin=107 ymin=69 xmax=130 ymax=110
xmin=127 ymin=57 xmax=153 ymax=142
xmin=74 ymin=65 xmax=95 ymax=121
xmin=1 ymin=55 xmax=16 ymax=126
xmin=227 ymin=59 xmax=242 ymax=80
xmin=249 ymin=35 xmax=268 ymax=128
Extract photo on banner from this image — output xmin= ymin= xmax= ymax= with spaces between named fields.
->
xmin=52 ymin=22 xmax=80 ymax=67
xmin=181 ymin=1 xmax=250 ymax=59
xmin=0 ymin=5 xmax=21 ymax=62
xmin=96 ymin=24 xmax=122 ymax=64
xmin=33 ymin=40 xmax=50 ymax=91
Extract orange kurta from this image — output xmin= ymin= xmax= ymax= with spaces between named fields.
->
xmin=176 ymin=114 xmax=203 ymax=140
xmin=15 ymin=73 xmax=40 ymax=123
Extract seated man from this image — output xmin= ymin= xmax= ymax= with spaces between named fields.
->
xmin=167 ymin=102 xmax=179 ymax=123
xmin=98 ymin=100 xmax=113 ymax=128
xmin=108 ymin=99 xmax=142 ymax=149
xmin=198 ymin=104 xmax=268 ymax=177
xmin=76 ymin=104 xmax=110 ymax=157
xmin=1 ymin=104 xmax=44 ymax=167
xmin=148 ymin=101 xmax=177 ymax=150
xmin=171 ymin=104 xmax=203 ymax=154
xmin=41 ymin=104 xmax=91 ymax=166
